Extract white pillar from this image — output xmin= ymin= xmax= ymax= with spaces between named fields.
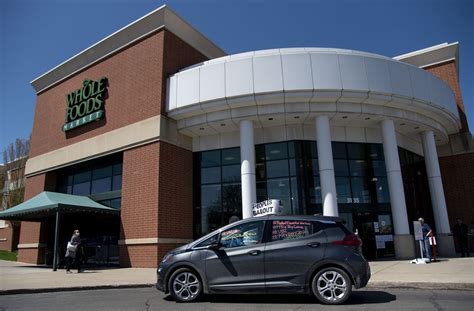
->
xmin=421 ymin=131 xmax=451 ymax=234
xmin=240 ymin=120 xmax=257 ymax=219
xmin=381 ymin=119 xmax=414 ymax=258
xmin=381 ymin=119 xmax=410 ymax=235
xmin=315 ymin=115 xmax=338 ymax=217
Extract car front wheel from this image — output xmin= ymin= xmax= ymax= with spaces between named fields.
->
xmin=311 ymin=267 xmax=352 ymax=305
xmin=168 ymin=268 xmax=202 ymax=302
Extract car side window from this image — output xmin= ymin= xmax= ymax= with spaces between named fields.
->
xmin=195 ymin=233 xmax=219 ymax=248
xmin=271 ymin=220 xmax=321 ymax=242
xmin=220 ymin=221 xmax=264 ymax=249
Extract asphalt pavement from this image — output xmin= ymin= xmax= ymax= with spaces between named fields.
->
xmin=1 ymin=287 xmax=473 ymax=311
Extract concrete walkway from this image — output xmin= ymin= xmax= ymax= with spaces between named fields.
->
xmin=1 ymin=258 xmax=473 ymax=294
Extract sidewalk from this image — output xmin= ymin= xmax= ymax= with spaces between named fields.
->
xmin=1 ymin=257 xmax=473 ymax=295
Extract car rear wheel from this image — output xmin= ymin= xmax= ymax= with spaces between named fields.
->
xmin=168 ymin=268 xmax=202 ymax=302
xmin=311 ymin=267 xmax=352 ymax=305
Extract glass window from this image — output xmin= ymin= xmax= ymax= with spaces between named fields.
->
xmin=378 ymin=215 xmax=393 ymax=234
xmin=304 ymin=141 xmax=318 ymax=159
xmin=200 ymin=185 xmax=221 ymax=235
xmin=222 ymin=148 xmax=240 ymax=165
xmin=311 ymin=159 xmax=319 ymax=176
xmin=195 ymin=233 xmax=219 ymax=248
xmin=113 ymin=163 xmax=123 ymax=175
xmin=332 ymin=142 xmax=346 ymax=159
xmin=110 ymin=198 xmax=121 ymax=209
xmin=372 ymin=160 xmax=387 ymax=177
xmin=92 ymin=165 xmax=112 ymax=180
xmin=267 ymin=178 xmax=291 ymax=215
xmin=289 ymin=159 xmax=297 ymax=177
xmin=256 ymin=182 xmax=267 ymax=203
xmin=91 ymin=177 xmax=112 ymax=194
xmin=271 ymin=220 xmax=313 ymax=241
xmin=74 ymin=170 xmax=91 ymax=184
xmin=201 ymin=150 xmax=221 ymax=167
xmin=256 ymin=162 xmax=266 ymax=181
xmin=72 ymin=182 xmax=90 ymax=196
xmin=220 ymin=221 xmax=264 ymax=249
xmin=222 ymin=165 xmax=240 ymax=183
xmin=349 ymin=160 xmax=368 ymax=176
xmin=222 ymin=183 xmax=242 ymax=213
xmin=347 ymin=143 xmax=366 ymax=159
xmin=350 ymin=177 xmax=371 ymax=203
xmin=112 ymin=174 xmax=122 ymax=191
xmin=265 ymin=142 xmax=288 ymax=160
xmin=334 ymin=159 xmax=349 ymax=176
xmin=290 ymin=177 xmax=299 ymax=214
xmin=255 ymin=145 xmax=266 ymax=162
xmin=267 ymin=160 xmax=289 ymax=178
xmin=308 ymin=176 xmax=322 ymax=204
xmin=375 ymin=177 xmax=390 ymax=203
xmin=288 ymin=141 xmax=296 ymax=159
xmin=368 ymin=144 xmax=384 ymax=160
xmin=201 ymin=167 xmax=221 ymax=184
xmin=336 ymin=177 xmax=351 ymax=204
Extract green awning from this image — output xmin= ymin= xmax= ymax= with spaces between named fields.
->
xmin=0 ymin=191 xmax=119 ymax=221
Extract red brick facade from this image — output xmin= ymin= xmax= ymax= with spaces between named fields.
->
xmin=425 ymin=61 xmax=469 ymax=132
xmin=0 ymin=223 xmax=19 ymax=252
xmin=21 ymin=28 xmax=206 ymax=267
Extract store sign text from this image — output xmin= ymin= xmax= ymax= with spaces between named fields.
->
xmin=63 ymin=77 xmax=108 ymax=132
xmin=252 ymin=199 xmax=281 ymax=217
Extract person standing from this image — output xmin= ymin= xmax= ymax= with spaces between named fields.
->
xmin=418 ymin=218 xmax=433 ymax=261
xmin=453 ymin=219 xmax=470 ymax=257
xmin=65 ymin=229 xmax=82 ymax=273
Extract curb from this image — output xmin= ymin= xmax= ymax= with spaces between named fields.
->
xmin=367 ymin=281 xmax=474 ymax=291
xmin=0 ymin=284 xmax=155 ymax=296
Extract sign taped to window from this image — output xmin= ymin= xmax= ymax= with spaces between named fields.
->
xmin=252 ymin=199 xmax=281 ymax=217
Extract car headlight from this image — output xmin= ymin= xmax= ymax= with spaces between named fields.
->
xmin=162 ymin=253 xmax=174 ymax=263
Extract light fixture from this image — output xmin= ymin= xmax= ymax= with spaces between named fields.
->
xmin=220 ymin=123 xmax=226 ymax=127
xmin=365 ymin=117 xmax=371 ymax=120
xmin=372 ymin=177 xmax=378 ymax=182
xmin=224 ymin=156 xmax=234 ymax=161
xmin=268 ymin=118 xmax=274 ymax=121
xmin=199 ymin=127 xmax=205 ymax=130
xmin=414 ymin=126 xmax=420 ymax=130
xmin=342 ymin=116 xmax=348 ymax=119
xmin=270 ymin=150 xmax=281 ymax=154
xmin=400 ymin=123 xmax=406 ymax=126
xmin=294 ymin=116 xmax=300 ymax=119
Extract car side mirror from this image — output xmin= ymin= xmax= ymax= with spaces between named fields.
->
xmin=206 ymin=242 xmax=222 ymax=251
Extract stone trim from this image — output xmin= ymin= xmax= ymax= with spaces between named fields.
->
xmin=25 ymin=115 xmax=191 ymax=177
xmin=0 ymin=238 xmax=7 ymax=241
xmin=118 ymin=238 xmax=193 ymax=245
xmin=17 ymin=243 xmax=47 ymax=249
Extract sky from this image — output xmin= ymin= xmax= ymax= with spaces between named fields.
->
xmin=1 ymin=0 xmax=473 ymax=154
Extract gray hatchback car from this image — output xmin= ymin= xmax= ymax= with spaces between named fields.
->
xmin=156 ymin=215 xmax=370 ymax=304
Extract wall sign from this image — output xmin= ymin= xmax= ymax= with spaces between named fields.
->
xmin=63 ymin=77 xmax=108 ymax=132
xmin=252 ymin=199 xmax=281 ymax=217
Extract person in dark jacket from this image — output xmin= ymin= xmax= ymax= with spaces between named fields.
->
xmin=453 ymin=219 xmax=470 ymax=257
xmin=65 ymin=229 xmax=82 ymax=273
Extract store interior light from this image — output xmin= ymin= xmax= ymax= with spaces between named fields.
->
xmin=224 ymin=157 xmax=234 ymax=161
xmin=269 ymin=150 xmax=281 ymax=154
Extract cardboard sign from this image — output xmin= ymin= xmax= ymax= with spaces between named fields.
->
xmin=413 ymin=221 xmax=423 ymax=241
xmin=252 ymin=199 xmax=280 ymax=217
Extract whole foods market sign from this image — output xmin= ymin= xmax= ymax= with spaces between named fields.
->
xmin=63 ymin=77 xmax=108 ymax=132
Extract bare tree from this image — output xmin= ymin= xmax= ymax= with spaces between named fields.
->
xmin=2 ymin=138 xmax=30 ymax=209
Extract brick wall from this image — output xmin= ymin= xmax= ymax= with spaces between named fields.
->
xmin=157 ymin=142 xmax=193 ymax=261
xmin=439 ymin=152 xmax=474 ymax=251
xmin=424 ymin=61 xmax=469 ymax=132
xmin=0 ymin=224 xmax=14 ymax=251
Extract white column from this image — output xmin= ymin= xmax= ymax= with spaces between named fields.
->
xmin=381 ymin=119 xmax=414 ymax=259
xmin=421 ymin=131 xmax=451 ymax=234
xmin=240 ymin=120 xmax=257 ymax=219
xmin=315 ymin=115 xmax=338 ymax=217
xmin=381 ymin=119 xmax=410 ymax=235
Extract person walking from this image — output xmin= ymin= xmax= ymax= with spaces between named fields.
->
xmin=65 ymin=229 xmax=82 ymax=273
xmin=418 ymin=218 xmax=433 ymax=261
xmin=453 ymin=219 xmax=470 ymax=257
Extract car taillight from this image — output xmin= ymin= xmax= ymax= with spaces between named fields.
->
xmin=333 ymin=234 xmax=362 ymax=247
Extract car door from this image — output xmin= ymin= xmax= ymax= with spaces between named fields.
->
xmin=204 ymin=220 xmax=266 ymax=293
xmin=264 ymin=219 xmax=327 ymax=290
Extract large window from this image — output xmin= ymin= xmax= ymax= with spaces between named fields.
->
xmin=194 ymin=141 xmax=394 ymax=238
xmin=56 ymin=154 xmax=122 ymax=208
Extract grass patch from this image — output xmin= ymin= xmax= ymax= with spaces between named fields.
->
xmin=0 ymin=250 xmax=17 ymax=261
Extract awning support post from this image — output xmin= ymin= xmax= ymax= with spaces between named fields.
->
xmin=52 ymin=210 xmax=60 ymax=271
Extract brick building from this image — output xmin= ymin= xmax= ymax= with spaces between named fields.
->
xmin=1 ymin=5 xmax=472 ymax=267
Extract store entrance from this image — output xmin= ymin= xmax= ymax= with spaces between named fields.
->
xmin=351 ymin=212 xmax=395 ymax=260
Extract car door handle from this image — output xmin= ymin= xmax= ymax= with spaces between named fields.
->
xmin=247 ymin=250 xmax=261 ymax=256
xmin=307 ymin=242 xmax=321 ymax=248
